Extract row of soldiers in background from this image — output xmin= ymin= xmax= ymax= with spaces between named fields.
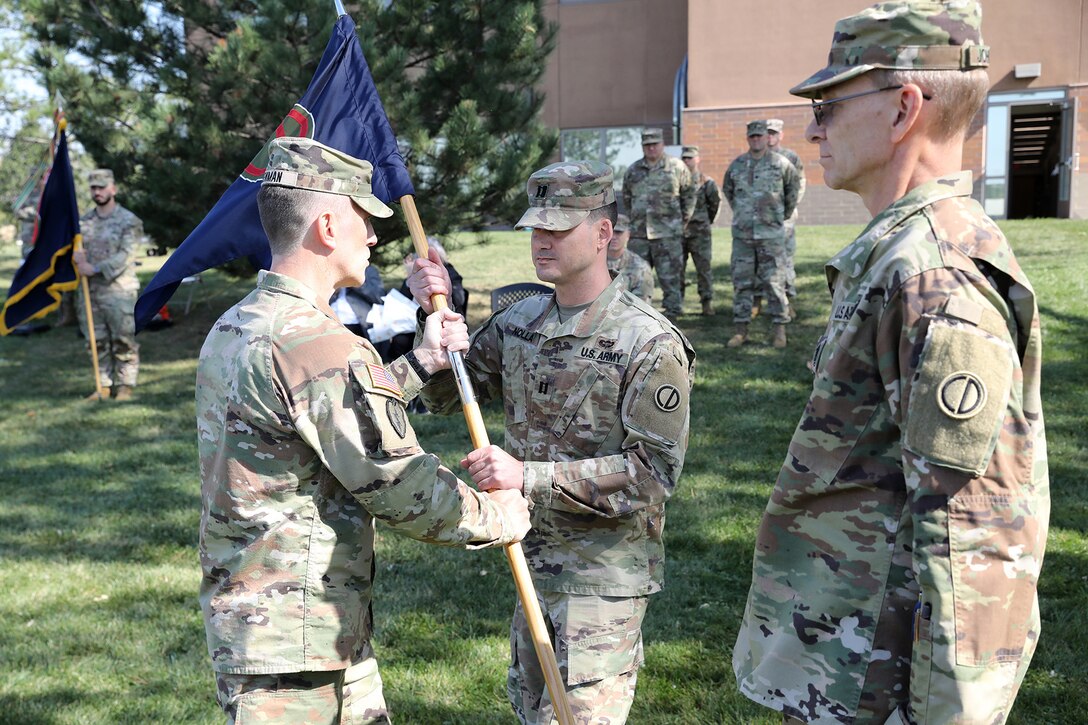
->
xmin=723 ymin=118 xmax=804 ymax=348
xmin=15 ymin=168 xmax=144 ymax=399
xmin=618 ymin=121 xmax=806 ymax=349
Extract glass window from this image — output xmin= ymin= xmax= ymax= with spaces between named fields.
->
xmin=560 ymin=126 xmax=644 ymax=190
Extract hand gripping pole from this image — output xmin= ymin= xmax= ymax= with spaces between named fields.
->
xmin=399 ymin=195 xmax=575 ymax=725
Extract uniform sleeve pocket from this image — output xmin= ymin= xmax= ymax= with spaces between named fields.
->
xmin=949 ymin=494 xmax=1043 ymax=666
xmin=349 ymin=361 xmax=420 ymax=457
xmin=903 ymin=319 xmax=1013 ymax=476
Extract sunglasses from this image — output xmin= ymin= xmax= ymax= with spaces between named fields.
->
xmin=811 ymin=85 xmax=933 ymax=126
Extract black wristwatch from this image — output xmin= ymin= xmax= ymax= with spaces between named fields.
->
xmin=404 ymin=350 xmax=432 ymax=383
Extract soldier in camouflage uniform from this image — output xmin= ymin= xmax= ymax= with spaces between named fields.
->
xmin=722 ymin=120 xmax=801 ymax=348
xmin=197 ymin=137 xmax=530 ymax=725
xmin=680 ymin=145 xmax=721 ymax=316
xmin=766 ymin=119 xmax=806 ymax=302
xmin=621 ymin=128 xmax=695 ymax=321
xmin=733 ymin=4 xmax=1049 ymax=724
xmin=72 ymin=169 xmax=144 ymax=399
xmin=15 ymin=182 xmax=42 ymax=259
xmin=606 ymin=213 xmax=654 ymax=303
xmin=407 ymin=161 xmax=695 ymax=724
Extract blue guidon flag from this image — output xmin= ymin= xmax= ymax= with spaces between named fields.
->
xmin=134 ymin=13 xmax=414 ymax=331
xmin=0 ymin=129 xmax=81 ymax=336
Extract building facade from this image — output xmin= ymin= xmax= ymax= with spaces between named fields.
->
xmin=543 ymin=0 xmax=1088 ymax=223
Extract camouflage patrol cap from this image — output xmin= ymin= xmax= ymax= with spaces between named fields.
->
xmin=614 ymin=213 xmax=630 ymax=232
xmin=766 ymin=119 xmax=785 ymax=133
xmin=88 ymin=169 xmax=114 ymax=187
xmin=790 ymin=0 xmax=989 ymax=99
xmin=641 ymin=128 xmax=664 ymax=144
xmin=516 ymin=160 xmax=615 ymax=231
xmin=681 ymin=145 xmax=699 ymax=159
xmin=747 ymin=120 xmax=767 ymax=136
xmin=262 ymin=137 xmax=393 ymax=219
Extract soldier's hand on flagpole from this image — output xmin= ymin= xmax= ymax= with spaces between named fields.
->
xmin=415 ymin=308 xmax=468 ymax=373
xmin=461 ymin=445 xmax=525 ymax=493
xmin=486 ymin=489 xmax=531 ymax=542
xmin=406 ymin=247 xmax=453 ymax=313
xmin=72 ymin=250 xmax=96 ymax=277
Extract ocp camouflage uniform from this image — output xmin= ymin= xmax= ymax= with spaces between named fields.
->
xmin=198 ymin=271 xmax=521 ymax=724
xmin=15 ymin=191 xmax=40 ymax=258
xmin=78 ymin=203 xmax=142 ymax=388
xmin=622 ymin=156 xmax=695 ymax=317
xmin=421 ymin=276 xmax=695 ymax=724
xmin=722 ymin=148 xmax=799 ymax=324
xmin=681 ymin=171 xmax=721 ymax=304
xmin=733 ymin=172 xmax=1049 ymax=724
xmin=773 ymin=144 xmax=805 ymax=297
xmin=607 ymin=249 xmax=654 ymax=304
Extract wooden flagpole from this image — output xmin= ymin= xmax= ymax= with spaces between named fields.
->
xmin=399 ymin=195 xmax=576 ymax=725
xmin=52 ymin=114 xmax=106 ymax=401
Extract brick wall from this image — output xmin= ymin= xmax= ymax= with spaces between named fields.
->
xmin=1070 ymin=86 xmax=1088 ymax=220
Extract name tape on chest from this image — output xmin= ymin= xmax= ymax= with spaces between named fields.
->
xmin=579 ymin=345 xmax=629 ymax=365
xmin=832 ymin=300 xmax=859 ymax=322
xmin=507 ymin=324 xmax=538 ymax=342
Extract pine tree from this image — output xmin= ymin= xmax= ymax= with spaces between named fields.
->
xmin=20 ymin=0 xmax=557 ymax=256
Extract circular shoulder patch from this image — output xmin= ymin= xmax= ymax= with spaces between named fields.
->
xmin=937 ymin=371 xmax=988 ymax=419
xmin=654 ymin=384 xmax=682 ymax=412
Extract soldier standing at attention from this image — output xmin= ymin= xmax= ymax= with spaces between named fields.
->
xmin=680 ymin=145 xmax=721 ymax=316
xmin=407 ymin=161 xmax=695 ymax=724
xmin=722 ymin=120 xmax=800 ymax=349
xmin=607 ymin=213 xmax=654 ymax=303
xmin=622 ymin=128 xmax=695 ymax=321
xmin=71 ymin=169 xmax=143 ymax=399
xmin=196 ymin=137 xmax=530 ymax=725
xmin=733 ymin=3 xmax=1049 ymax=724
xmin=766 ymin=119 xmax=805 ymax=305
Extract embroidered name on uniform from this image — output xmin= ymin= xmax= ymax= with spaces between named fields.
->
xmin=580 ymin=346 xmax=628 ymax=365
xmin=507 ymin=325 xmax=537 ymax=342
xmin=366 ymin=362 xmax=403 ymax=398
xmin=832 ymin=300 xmax=858 ymax=322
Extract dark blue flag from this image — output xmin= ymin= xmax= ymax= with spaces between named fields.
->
xmin=1 ymin=129 xmax=80 ymax=336
xmin=134 ymin=14 xmax=414 ymax=331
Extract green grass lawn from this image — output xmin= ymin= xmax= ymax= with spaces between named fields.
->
xmin=1 ymin=220 xmax=1085 ymax=723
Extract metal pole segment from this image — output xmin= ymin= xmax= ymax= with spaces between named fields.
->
xmin=333 ymin=0 xmax=346 ymax=17
xmin=397 ymin=194 xmax=576 ymax=725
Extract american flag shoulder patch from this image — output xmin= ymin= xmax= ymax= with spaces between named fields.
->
xmin=366 ymin=362 xmax=403 ymax=398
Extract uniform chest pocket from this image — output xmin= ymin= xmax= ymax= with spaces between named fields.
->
xmin=789 ymin=320 xmax=882 ymax=484
xmin=502 ymin=341 xmax=531 ymax=426
xmin=549 ymin=363 xmax=621 ymax=457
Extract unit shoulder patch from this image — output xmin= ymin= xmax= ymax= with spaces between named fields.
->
xmin=903 ymin=319 xmax=1013 ymax=476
